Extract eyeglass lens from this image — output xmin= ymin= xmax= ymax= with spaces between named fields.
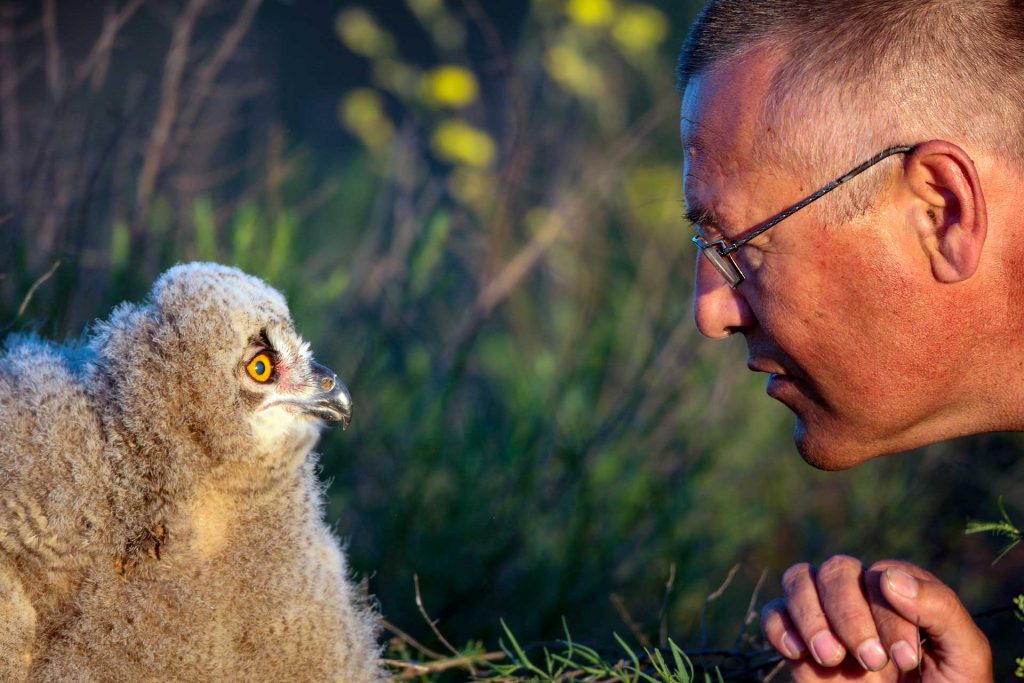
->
xmin=695 ymin=239 xmax=744 ymax=286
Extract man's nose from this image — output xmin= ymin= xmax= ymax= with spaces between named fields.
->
xmin=691 ymin=255 xmax=756 ymax=339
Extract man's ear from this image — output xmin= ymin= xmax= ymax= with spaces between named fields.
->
xmin=903 ymin=140 xmax=987 ymax=283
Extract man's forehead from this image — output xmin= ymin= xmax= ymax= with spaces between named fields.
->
xmin=680 ymin=49 xmax=784 ymax=161
xmin=680 ymin=49 xmax=800 ymax=236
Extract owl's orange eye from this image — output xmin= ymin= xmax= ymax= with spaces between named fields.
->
xmin=246 ymin=353 xmax=274 ymax=383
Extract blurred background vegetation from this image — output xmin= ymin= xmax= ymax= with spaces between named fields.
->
xmin=1 ymin=0 xmax=1022 ymax=678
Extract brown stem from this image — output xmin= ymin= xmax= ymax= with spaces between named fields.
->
xmin=0 ymin=3 xmax=22 ymax=206
xmin=132 ymin=0 xmax=209 ymax=265
xmin=167 ymin=0 xmax=262 ymax=167
xmin=73 ymin=0 xmax=144 ymax=92
xmin=42 ymin=0 xmax=61 ymax=99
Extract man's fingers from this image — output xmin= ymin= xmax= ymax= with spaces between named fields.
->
xmin=765 ymin=558 xmax=993 ymax=681
xmin=862 ymin=564 xmax=923 ymax=672
xmin=764 ymin=599 xmax=900 ymax=683
xmin=814 ymin=555 xmax=890 ymax=672
xmin=780 ymin=562 xmax=846 ymax=666
xmin=874 ymin=563 xmax=993 ymax=679
xmin=761 ymin=598 xmax=807 ymax=660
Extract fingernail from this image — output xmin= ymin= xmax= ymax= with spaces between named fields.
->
xmin=856 ymin=638 xmax=888 ymax=671
xmin=781 ymin=631 xmax=806 ymax=659
xmin=810 ymin=631 xmax=844 ymax=666
xmin=885 ymin=568 xmax=919 ymax=599
xmin=891 ymin=640 xmax=920 ymax=671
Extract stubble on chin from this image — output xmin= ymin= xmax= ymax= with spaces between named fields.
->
xmin=793 ymin=420 xmax=871 ymax=472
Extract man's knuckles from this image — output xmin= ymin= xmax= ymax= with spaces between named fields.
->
xmin=816 ymin=554 xmax=863 ymax=585
xmin=867 ymin=559 xmax=937 ymax=582
xmin=781 ymin=562 xmax=814 ymax=596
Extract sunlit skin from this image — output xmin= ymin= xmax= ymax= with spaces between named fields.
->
xmin=683 ymin=50 xmax=1021 ymax=472
xmin=680 ymin=45 xmax=1022 ymax=680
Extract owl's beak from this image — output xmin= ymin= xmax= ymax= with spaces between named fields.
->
xmin=304 ymin=361 xmax=353 ymax=429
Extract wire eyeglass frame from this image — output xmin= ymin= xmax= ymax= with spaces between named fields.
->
xmin=691 ymin=144 xmax=916 ymax=287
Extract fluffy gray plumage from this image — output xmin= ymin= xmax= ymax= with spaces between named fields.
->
xmin=0 ymin=263 xmax=382 ymax=682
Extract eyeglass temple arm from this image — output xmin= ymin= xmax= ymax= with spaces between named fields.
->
xmin=720 ymin=144 xmax=916 ymax=254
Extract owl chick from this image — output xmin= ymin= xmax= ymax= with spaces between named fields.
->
xmin=0 ymin=263 xmax=382 ymax=682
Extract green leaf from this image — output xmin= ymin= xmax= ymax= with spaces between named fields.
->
xmin=193 ymin=196 xmax=219 ymax=261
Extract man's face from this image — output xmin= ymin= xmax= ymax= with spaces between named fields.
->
xmin=682 ymin=51 xmax=978 ymax=470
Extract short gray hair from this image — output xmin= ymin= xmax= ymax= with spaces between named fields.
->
xmin=678 ymin=0 xmax=1024 ymax=218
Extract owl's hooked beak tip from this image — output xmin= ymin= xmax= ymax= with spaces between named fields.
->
xmin=306 ymin=361 xmax=353 ymax=429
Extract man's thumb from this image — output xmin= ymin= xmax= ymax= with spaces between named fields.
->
xmin=879 ymin=567 xmax=992 ymax=678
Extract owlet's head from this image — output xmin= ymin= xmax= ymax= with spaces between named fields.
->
xmin=91 ymin=263 xmax=351 ymax=467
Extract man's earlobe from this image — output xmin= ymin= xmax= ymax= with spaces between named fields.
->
xmin=905 ymin=141 xmax=987 ymax=283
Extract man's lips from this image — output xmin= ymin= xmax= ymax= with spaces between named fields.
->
xmin=747 ymin=358 xmax=804 ymax=399
xmin=747 ymin=359 xmax=790 ymax=376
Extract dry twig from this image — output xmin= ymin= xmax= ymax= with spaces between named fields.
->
xmin=41 ymin=0 xmax=60 ymax=98
xmin=609 ymin=593 xmax=651 ymax=649
xmin=380 ymin=617 xmax=446 ymax=661
xmin=15 ymin=259 xmax=60 ymax=319
xmin=168 ymin=0 xmax=262 ymax=166
xmin=414 ymin=574 xmax=463 ymax=659
xmin=450 ymin=94 xmax=677 ymax=352
xmin=133 ymin=0 xmax=209 ymax=242
xmin=384 ymin=651 xmax=506 ymax=680
xmin=72 ymin=0 xmax=144 ymax=91
xmin=700 ymin=563 xmax=741 ymax=650
xmin=658 ymin=562 xmax=677 ymax=648
xmin=735 ymin=568 xmax=768 ymax=650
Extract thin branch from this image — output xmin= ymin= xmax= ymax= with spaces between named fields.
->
xmin=413 ymin=574 xmax=463 ymax=659
xmin=72 ymin=0 xmax=145 ymax=91
xmin=42 ymin=0 xmax=62 ymax=99
xmin=735 ymin=568 xmax=768 ymax=651
xmin=0 ymin=3 xmax=22 ymax=204
xmin=449 ymin=94 xmax=677 ymax=352
xmin=133 ymin=0 xmax=208 ymax=235
xmin=762 ymin=659 xmax=787 ymax=682
xmin=0 ymin=52 xmax=42 ymax=99
xmin=700 ymin=563 xmax=741 ymax=650
xmin=380 ymin=617 xmax=446 ymax=661
xmin=168 ymin=0 xmax=262 ymax=166
xmin=658 ymin=562 xmax=676 ymax=648
xmin=15 ymin=259 xmax=61 ymax=319
xmin=384 ymin=651 xmax=506 ymax=680
xmin=609 ymin=593 xmax=650 ymax=649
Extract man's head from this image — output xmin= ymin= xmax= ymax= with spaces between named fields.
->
xmin=679 ymin=0 xmax=1024 ymax=469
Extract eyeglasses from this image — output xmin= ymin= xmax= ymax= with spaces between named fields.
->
xmin=691 ymin=144 xmax=915 ymax=287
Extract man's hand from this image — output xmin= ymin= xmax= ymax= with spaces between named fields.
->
xmin=760 ymin=557 xmax=992 ymax=682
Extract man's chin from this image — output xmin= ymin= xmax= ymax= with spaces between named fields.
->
xmin=793 ymin=421 xmax=878 ymax=471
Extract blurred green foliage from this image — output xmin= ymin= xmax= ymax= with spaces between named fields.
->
xmin=2 ymin=0 xmax=1023 ymax=678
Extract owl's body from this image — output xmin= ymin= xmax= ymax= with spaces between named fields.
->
xmin=0 ymin=264 xmax=381 ymax=682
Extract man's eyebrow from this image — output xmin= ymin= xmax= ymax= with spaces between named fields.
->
xmin=684 ymin=203 xmax=724 ymax=236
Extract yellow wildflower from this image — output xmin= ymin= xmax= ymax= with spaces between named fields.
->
xmin=422 ymin=66 xmax=479 ymax=108
xmin=612 ymin=4 xmax=669 ymax=55
xmin=566 ymin=0 xmax=615 ymax=27
xmin=338 ymin=88 xmax=394 ymax=150
xmin=406 ymin=0 xmax=443 ymax=20
xmin=431 ymin=119 xmax=496 ymax=168
xmin=335 ymin=8 xmax=395 ymax=59
xmin=544 ymin=42 xmax=603 ymax=99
